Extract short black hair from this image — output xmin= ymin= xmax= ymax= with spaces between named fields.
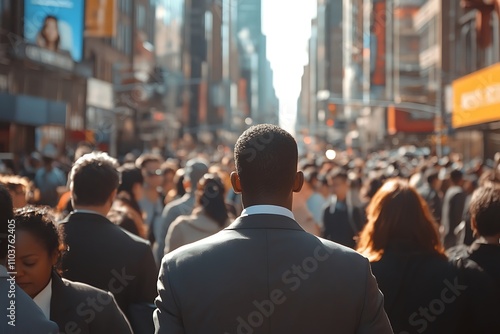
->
xmin=0 ymin=185 xmax=14 ymax=259
xmin=469 ymin=186 xmax=500 ymax=236
xmin=14 ymin=206 xmax=64 ymax=267
xmin=426 ymin=170 xmax=439 ymax=185
xmin=234 ymin=124 xmax=298 ymax=197
xmin=450 ymin=169 xmax=463 ymax=184
xmin=118 ymin=163 xmax=144 ymax=195
xmin=69 ymin=152 xmax=120 ymax=206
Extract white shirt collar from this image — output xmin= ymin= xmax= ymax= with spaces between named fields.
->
xmin=241 ymin=205 xmax=295 ymax=220
xmin=33 ymin=279 xmax=52 ymax=320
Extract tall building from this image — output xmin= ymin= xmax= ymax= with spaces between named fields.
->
xmin=236 ymin=0 xmax=278 ymax=126
xmin=447 ymin=0 xmax=500 ymax=159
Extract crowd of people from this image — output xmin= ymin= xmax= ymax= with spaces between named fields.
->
xmin=1 ymin=124 xmax=500 ymax=333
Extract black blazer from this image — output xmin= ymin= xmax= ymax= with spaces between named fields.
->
xmin=50 ymin=272 xmax=132 ymax=334
xmin=154 ymin=214 xmax=392 ymax=334
xmin=59 ymin=212 xmax=158 ymax=317
xmin=371 ymin=241 xmax=500 ymax=334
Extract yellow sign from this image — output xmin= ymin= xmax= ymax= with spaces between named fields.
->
xmin=452 ymin=62 xmax=500 ymax=128
xmin=85 ymin=0 xmax=116 ymax=37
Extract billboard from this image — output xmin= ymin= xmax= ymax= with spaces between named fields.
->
xmin=452 ymin=62 xmax=500 ymax=128
xmin=24 ymin=0 xmax=85 ymax=62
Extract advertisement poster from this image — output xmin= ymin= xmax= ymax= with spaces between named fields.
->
xmin=24 ymin=0 xmax=85 ymax=62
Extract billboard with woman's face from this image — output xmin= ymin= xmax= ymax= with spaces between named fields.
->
xmin=24 ymin=0 xmax=85 ymax=62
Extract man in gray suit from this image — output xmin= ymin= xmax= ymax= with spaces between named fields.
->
xmin=0 ymin=185 xmax=59 ymax=334
xmin=154 ymin=124 xmax=393 ymax=334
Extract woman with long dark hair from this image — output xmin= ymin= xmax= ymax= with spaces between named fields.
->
xmin=14 ymin=206 xmax=132 ymax=333
xmin=37 ymin=16 xmax=60 ymax=51
xmin=357 ymin=178 xmax=500 ymax=334
xmin=165 ymin=173 xmax=231 ymax=253
xmin=107 ymin=164 xmax=147 ymax=239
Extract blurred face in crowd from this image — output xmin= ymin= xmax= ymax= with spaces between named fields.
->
xmin=431 ymin=178 xmax=442 ymax=191
xmin=15 ymin=230 xmax=57 ymax=299
xmin=331 ymin=176 xmax=349 ymax=201
xmin=143 ymin=161 xmax=163 ymax=189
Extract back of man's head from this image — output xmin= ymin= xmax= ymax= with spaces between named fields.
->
xmin=69 ymin=152 xmax=120 ymax=206
xmin=450 ymin=169 xmax=463 ymax=185
xmin=0 ymin=184 xmax=14 ymax=260
xmin=234 ymin=124 xmax=298 ymax=198
xmin=470 ymin=185 xmax=500 ymax=237
xmin=426 ymin=170 xmax=439 ymax=186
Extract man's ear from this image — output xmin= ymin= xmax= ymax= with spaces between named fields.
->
xmin=293 ymin=171 xmax=304 ymax=193
xmin=230 ymin=172 xmax=242 ymax=194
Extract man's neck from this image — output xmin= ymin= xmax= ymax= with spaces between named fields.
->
xmin=242 ymin=195 xmax=292 ymax=212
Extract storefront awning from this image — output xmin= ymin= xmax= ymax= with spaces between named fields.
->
xmin=0 ymin=93 xmax=66 ymax=126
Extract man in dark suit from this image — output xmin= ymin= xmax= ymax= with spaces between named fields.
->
xmin=59 ymin=152 xmax=158 ymax=320
xmin=442 ymin=169 xmax=466 ymax=249
xmin=322 ymin=169 xmax=365 ymax=248
xmin=0 ymin=185 xmax=59 ymax=334
xmin=154 ymin=124 xmax=392 ymax=333
xmin=422 ymin=169 xmax=442 ymax=224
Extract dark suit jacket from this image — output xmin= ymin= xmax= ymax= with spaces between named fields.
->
xmin=423 ymin=188 xmax=442 ymax=223
xmin=323 ymin=202 xmax=364 ymax=249
xmin=50 ymin=272 xmax=132 ymax=334
xmin=448 ymin=241 xmax=500 ymax=289
xmin=154 ymin=214 xmax=392 ymax=334
xmin=59 ymin=212 xmax=158 ymax=317
xmin=443 ymin=190 xmax=466 ymax=249
xmin=0 ymin=268 xmax=59 ymax=334
xmin=372 ymin=240 xmax=500 ymax=334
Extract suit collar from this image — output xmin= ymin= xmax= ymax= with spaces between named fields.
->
xmin=50 ymin=271 xmax=72 ymax=317
xmin=225 ymin=214 xmax=304 ymax=231
xmin=61 ymin=211 xmax=113 ymax=225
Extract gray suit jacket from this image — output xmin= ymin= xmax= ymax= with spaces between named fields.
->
xmin=154 ymin=214 xmax=392 ymax=334
xmin=0 ymin=267 xmax=59 ymax=334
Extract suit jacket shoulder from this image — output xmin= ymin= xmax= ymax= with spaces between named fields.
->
xmin=0 ymin=278 xmax=59 ymax=334
xmin=156 ymin=214 xmax=392 ymax=334
xmin=50 ymin=273 xmax=132 ymax=334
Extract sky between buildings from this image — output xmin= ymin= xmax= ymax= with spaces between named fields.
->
xmin=262 ymin=0 xmax=317 ymax=134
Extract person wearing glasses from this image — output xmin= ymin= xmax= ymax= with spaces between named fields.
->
xmin=136 ymin=153 xmax=165 ymax=246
